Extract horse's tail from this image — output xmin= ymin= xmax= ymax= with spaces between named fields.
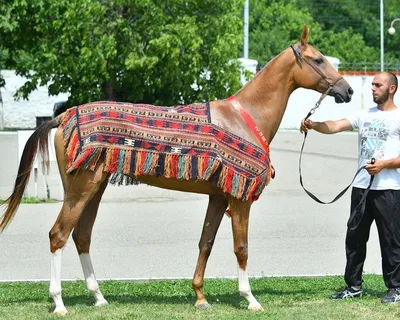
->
xmin=0 ymin=117 xmax=61 ymax=232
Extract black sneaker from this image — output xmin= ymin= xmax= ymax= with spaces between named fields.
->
xmin=331 ymin=287 xmax=363 ymax=299
xmin=381 ymin=288 xmax=400 ymax=303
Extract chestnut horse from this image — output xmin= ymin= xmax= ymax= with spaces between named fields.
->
xmin=0 ymin=26 xmax=352 ymax=314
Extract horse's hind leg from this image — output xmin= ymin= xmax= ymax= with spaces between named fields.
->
xmin=229 ymin=198 xmax=263 ymax=311
xmin=72 ymin=177 xmax=109 ymax=307
xmin=49 ymin=165 xmax=109 ymax=315
xmin=192 ymin=195 xmax=228 ymax=309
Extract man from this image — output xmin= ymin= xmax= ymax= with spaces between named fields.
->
xmin=300 ymin=72 xmax=400 ymax=303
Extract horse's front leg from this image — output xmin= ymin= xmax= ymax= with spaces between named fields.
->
xmin=229 ymin=198 xmax=263 ymax=311
xmin=192 ymin=195 xmax=228 ymax=309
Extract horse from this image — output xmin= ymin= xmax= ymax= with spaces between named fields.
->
xmin=0 ymin=25 xmax=353 ymax=315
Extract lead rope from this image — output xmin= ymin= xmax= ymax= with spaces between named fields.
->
xmin=299 ymin=90 xmax=375 ymax=231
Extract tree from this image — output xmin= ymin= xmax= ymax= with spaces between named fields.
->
xmin=293 ymin=0 xmax=400 ymax=69
xmin=0 ymin=0 xmax=244 ymax=106
xmin=249 ymin=1 xmax=388 ymax=70
xmin=249 ymin=1 xmax=320 ymax=64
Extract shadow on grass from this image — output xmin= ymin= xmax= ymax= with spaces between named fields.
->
xmin=2 ymin=288 xmax=326 ymax=310
xmin=58 ymin=287 xmax=338 ymax=310
xmin=1 ymin=276 xmax=387 ymax=312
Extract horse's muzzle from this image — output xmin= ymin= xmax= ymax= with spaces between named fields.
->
xmin=332 ymin=83 xmax=353 ymax=103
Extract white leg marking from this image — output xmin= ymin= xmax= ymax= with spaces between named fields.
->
xmin=49 ymin=248 xmax=68 ymax=314
xmin=79 ymin=253 xmax=108 ymax=307
xmin=238 ymin=267 xmax=263 ymax=311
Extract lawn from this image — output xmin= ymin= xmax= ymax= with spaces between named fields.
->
xmin=1 ymin=275 xmax=399 ymax=319
xmin=0 ymin=197 xmax=58 ymax=205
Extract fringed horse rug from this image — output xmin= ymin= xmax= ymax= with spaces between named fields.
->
xmin=60 ymin=101 xmax=272 ymax=201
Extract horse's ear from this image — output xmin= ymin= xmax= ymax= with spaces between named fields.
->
xmin=301 ymin=25 xmax=309 ymax=46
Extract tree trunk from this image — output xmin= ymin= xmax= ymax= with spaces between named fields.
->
xmin=102 ymin=80 xmax=115 ymax=101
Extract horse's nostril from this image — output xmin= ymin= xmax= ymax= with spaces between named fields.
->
xmin=348 ymin=87 xmax=354 ymax=95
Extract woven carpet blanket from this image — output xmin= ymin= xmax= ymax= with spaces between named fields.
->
xmin=60 ymin=101 xmax=272 ymax=201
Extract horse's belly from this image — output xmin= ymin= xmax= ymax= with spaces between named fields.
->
xmin=134 ymin=175 xmax=226 ymax=197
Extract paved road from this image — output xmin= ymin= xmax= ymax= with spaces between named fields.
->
xmin=0 ymin=131 xmax=383 ymax=282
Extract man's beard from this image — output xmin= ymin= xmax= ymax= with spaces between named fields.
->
xmin=373 ymin=89 xmax=390 ymax=104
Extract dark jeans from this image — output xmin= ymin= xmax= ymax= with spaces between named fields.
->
xmin=345 ymin=187 xmax=400 ymax=288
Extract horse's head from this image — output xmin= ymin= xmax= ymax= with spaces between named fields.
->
xmin=290 ymin=25 xmax=353 ymax=103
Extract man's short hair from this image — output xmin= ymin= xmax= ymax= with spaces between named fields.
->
xmin=387 ymin=72 xmax=398 ymax=94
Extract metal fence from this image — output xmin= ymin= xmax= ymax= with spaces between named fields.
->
xmin=338 ymin=62 xmax=400 ymax=76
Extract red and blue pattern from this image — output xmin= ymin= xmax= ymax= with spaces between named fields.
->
xmin=60 ymin=101 xmax=272 ymax=201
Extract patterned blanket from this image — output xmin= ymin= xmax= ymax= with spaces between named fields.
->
xmin=60 ymin=101 xmax=272 ymax=201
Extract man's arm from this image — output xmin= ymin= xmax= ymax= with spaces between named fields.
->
xmin=300 ymin=118 xmax=353 ymax=134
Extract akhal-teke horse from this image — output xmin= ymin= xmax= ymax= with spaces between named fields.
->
xmin=0 ymin=26 xmax=353 ymax=314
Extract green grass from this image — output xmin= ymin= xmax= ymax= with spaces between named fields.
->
xmin=0 ymin=197 xmax=58 ymax=205
xmin=1 ymin=275 xmax=400 ymax=319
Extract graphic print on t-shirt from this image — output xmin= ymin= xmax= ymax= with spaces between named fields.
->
xmin=360 ymin=119 xmax=389 ymax=160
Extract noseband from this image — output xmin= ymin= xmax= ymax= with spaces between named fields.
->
xmin=290 ymin=44 xmax=343 ymax=120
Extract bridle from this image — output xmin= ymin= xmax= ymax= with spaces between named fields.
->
xmin=290 ymin=44 xmax=344 ymax=120
xmin=292 ymin=43 xmax=374 ymax=231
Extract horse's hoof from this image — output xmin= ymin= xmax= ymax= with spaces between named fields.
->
xmin=53 ymin=306 xmax=68 ymax=315
xmin=95 ymin=299 xmax=109 ymax=307
xmin=195 ymin=301 xmax=211 ymax=309
xmin=248 ymin=302 xmax=264 ymax=311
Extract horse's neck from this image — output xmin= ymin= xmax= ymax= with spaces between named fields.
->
xmin=236 ymin=50 xmax=296 ymax=143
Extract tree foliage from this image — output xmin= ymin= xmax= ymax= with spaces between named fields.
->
xmin=249 ymin=1 xmax=320 ymax=64
xmin=1 ymin=0 xmax=400 ymax=104
xmin=292 ymin=0 xmax=400 ymax=68
xmin=248 ymin=0 xmax=400 ymax=69
xmin=0 ymin=0 xmax=244 ymax=105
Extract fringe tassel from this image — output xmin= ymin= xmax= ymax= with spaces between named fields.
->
xmin=143 ymin=152 xmax=153 ymax=174
xmin=103 ymin=149 xmax=120 ymax=173
xmin=217 ymin=166 xmax=228 ymax=189
xmin=117 ymin=150 xmax=126 ymax=174
xmin=66 ymin=131 xmax=79 ymax=162
xmin=171 ymin=154 xmax=178 ymax=178
xmin=149 ymin=153 xmax=159 ymax=175
xmin=254 ymin=171 xmax=267 ymax=196
xmin=248 ymin=176 xmax=261 ymax=200
xmin=164 ymin=154 xmax=178 ymax=178
xmin=204 ymin=158 xmax=220 ymax=180
xmin=224 ymin=168 xmax=234 ymax=194
xmin=70 ymin=148 xmax=93 ymax=171
xmin=183 ymin=155 xmax=191 ymax=180
xmin=135 ymin=151 xmax=142 ymax=176
xmin=110 ymin=149 xmax=120 ymax=172
xmin=231 ymin=173 xmax=239 ymax=196
xmin=82 ymin=148 xmax=101 ymax=169
xmin=60 ymin=108 xmax=79 ymax=169
xmin=138 ymin=151 xmax=147 ymax=175
xmin=202 ymin=157 xmax=213 ymax=180
xmin=123 ymin=150 xmax=132 ymax=175
xmin=197 ymin=157 xmax=204 ymax=179
xmin=104 ymin=149 xmax=113 ymax=172
xmin=178 ymin=155 xmax=186 ymax=179
xmin=164 ymin=154 xmax=172 ymax=178
xmin=236 ymin=175 xmax=246 ymax=200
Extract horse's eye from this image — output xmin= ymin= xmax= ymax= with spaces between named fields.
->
xmin=314 ymin=58 xmax=324 ymax=65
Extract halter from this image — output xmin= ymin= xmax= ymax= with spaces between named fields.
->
xmin=290 ymin=44 xmax=343 ymax=120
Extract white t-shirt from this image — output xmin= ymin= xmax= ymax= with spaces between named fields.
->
xmin=346 ymin=107 xmax=400 ymax=190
